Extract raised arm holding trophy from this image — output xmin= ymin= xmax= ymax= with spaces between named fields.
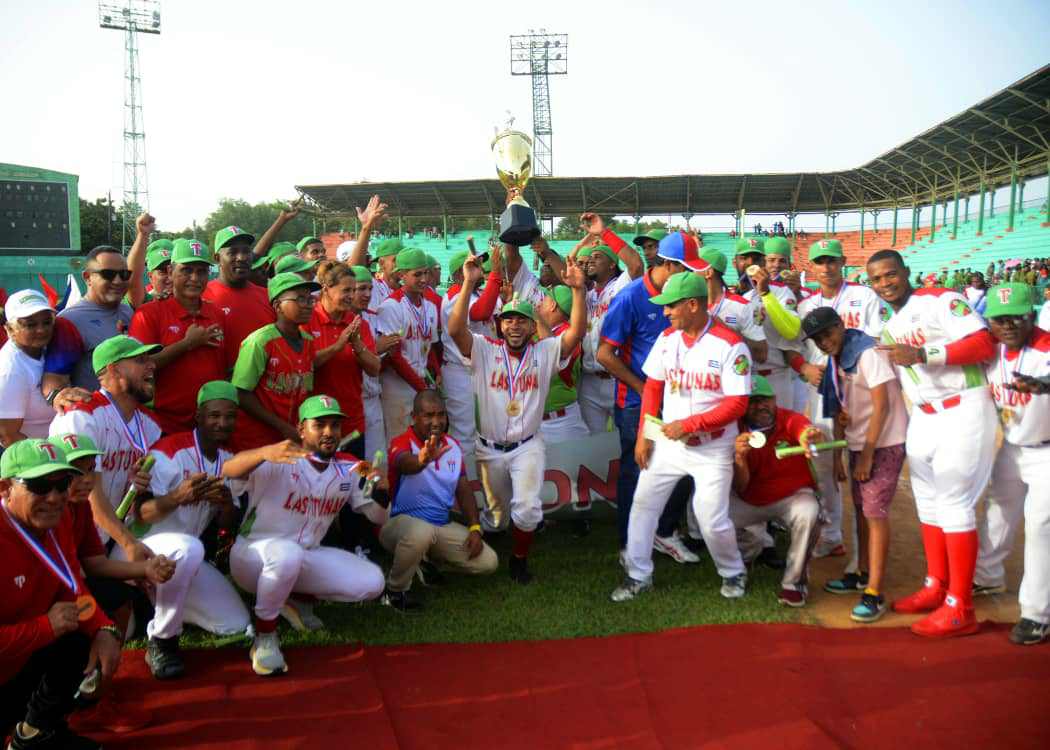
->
xmin=492 ymin=115 xmax=541 ymax=246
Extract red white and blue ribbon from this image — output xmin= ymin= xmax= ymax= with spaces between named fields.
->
xmin=821 ymin=282 xmax=847 ymax=313
xmin=407 ymin=298 xmax=431 ymax=340
xmin=674 ymin=318 xmax=713 ymax=377
xmin=192 ymin=430 xmax=223 ymax=478
xmin=2 ymin=502 xmax=79 ymax=594
xmin=999 ymin=343 xmax=1027 ymax=389
xmin=102 ymin=390 xmax=147 ymax=454
xmin=502 ymin=342 xmax=533 ymax=407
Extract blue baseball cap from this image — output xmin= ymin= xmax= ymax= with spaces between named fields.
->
xmin=657 ymin=232 xmax=709 ymax=272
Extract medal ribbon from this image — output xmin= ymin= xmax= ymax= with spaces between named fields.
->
xmin=822 ymin=282 xmax=847 ymax=314
xmin=673 ymin=318 xmax=713 ymax=382
xmin=101 ymin=389 xmax=147 ymax=454
xmin=193 ymin=429 xmax=223 ymax=478
xmin=998 ymin=344 xmax=1026 ymax=404
xmin=2 ymin=502 xmax=79 ymax=594
xmin=830 ymin=359 xmax=846 ymax=411
xmin=502 ymin=342 xmax=533 ymax=406
xmin=407 ymin=297 xmax=431 ymax=340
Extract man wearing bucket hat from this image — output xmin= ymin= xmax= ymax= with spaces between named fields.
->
xmin=129 ymin=239 xmax=228 ymax=434
xmin=49 ymin=335 xmax=162 ymax=566
xmin=973 ymin=283 xmax=1050 ymax=645
xmin=376 ymin=248 xmax=441 ymax=438
xmin=447 ymin=254 xmax=587 ymax=584
xmin=610 ymin=272 xmax=751 ymax=603
xmin=537 ymin=284 xmax=590 ymax=444
xmin=225 ymin=395 xmax=387 ymax=676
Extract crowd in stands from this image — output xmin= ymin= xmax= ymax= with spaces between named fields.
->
xmin=1 ymin=191 xmax=1048 ymax=749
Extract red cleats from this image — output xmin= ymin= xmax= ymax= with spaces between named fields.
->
xmin=910 ymin=594 xmax=980 ymax=638
xmin=892 ymin=576 xmax=946 ymax=614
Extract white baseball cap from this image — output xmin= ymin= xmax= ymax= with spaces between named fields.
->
xmin=336 ymin=240 xmax=357 ymax=263
xmin=4 ymin=289 xmax=54 ymax=322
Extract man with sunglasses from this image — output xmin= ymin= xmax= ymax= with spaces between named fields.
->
xmin=973 ymin=283 xmax=1050 ymax=646
xmin=44 ymin=247 xmax=135 ymax=394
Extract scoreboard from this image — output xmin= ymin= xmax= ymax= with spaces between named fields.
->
xmin=0 ymin=164 xmax=80 ymax=254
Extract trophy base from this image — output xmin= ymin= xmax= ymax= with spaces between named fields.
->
xmin=499 ymin=204 xmax=541 ymax=247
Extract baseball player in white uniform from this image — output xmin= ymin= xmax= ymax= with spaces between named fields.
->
xmin=119 ymin=381 xmax=251 ymax=679
xmin=867 ymin=249 xmax=997 ymax=638
xmin=536 ymin=285 xmax=590 ymax=444
xmin=793 ymin=239 xmax=886 ymax=562
xmin=446 ymin=253 xmax=587 ymax=584
xmin=612 ymin=272 xmax=752 ymax=602
xmin=225 ymin=395 xmax=387 ymax=675
xmin=973 ymin=283 xmax=1050 ymax=646
xmin=377 ymin=248 xmax=440 ymax=439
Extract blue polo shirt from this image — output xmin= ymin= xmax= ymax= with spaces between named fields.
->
xmin=600 ymin=270 xmax=669 ymax=409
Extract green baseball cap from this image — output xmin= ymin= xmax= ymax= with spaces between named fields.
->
xmin=498 ymin=298 xmax=537 ymax=322
xmin=171 ymin=238 xmax=215 ymax=265
xmin=147 ymin=238 xmax=174 ymax=255
xmin=396 ymin=248 xmax=429 ymax=272
xmin=197 ymin=380 xmax=239 ymax=406
xmin=543 ymin=285 xmax=573 ymax=316
xmin=650 ymin=272 xmax=709 ymax=305
xmin=448 ymin=250 xmax=469 ymax=276
xmin=299 ymin=394 xmax=346 ymax=421
xmin=734 ymin=237 xmax=766 ymax=256
xmin=0 ymin=439 xmax=80 ymax=480
xmin=51 ymin=433 xmax=102 ymax=463
xmin=268 ymin=272 xmax=321 ymax=302
xmin=765 ymin=236 xmax=792 ymax=261
xmin=214 ymin=225 xmax=255 ymax=252
xmin=985 ymin=283 xmax=1035 ymax=317
xmin=699 ymin=247 xmax=728 ymax=275
xmin=296 ymin=236 xmax=323 ymax=252
xmin=350 ymin=265 xmax=373 ymax=283
xmin=92 ymin=335 xmax=162 ymax=374
xmin=146 ymin=247 xmax=172 ymax=272
xmin=253 ymin=241 xmax=297 ymax=270
xmin=750 ymin=375 xmax=775 ymax=399
xmin=633 ymin=228 xmax=668 ymax=247
xmin=581 ymin=244 xmax=619 ymax=266
xmin=808 ymin=239 xmax=843 ymax=261
xmin=425 ymin=253 xmax=440 ymax=269
xmin=374 ymin=238 xmax=404 ymax=259
xmin=274 ymin=254 xmax=318 ymax=275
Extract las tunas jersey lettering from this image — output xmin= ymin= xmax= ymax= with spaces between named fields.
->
xmin=797 ymin=282 xmax=885 ymax=365
xmin=642 ymin=321 xmax=752 ymax=445
xmin=745 ymin=281 xmax=801 ymax=371
xmin=146 ymin=430 xmax=236 ymax=538
xmin=708 ymin=291 xmax=765 ymax=343
xmin=455 ymin=334 xmax=568 ymax=444
xmin=237 ymin=454 xmax=369 ymax=549
xmin=49 ymin=391 xmax=162 ymax=542
xmin=388 ymin=430 xmax=465 ymax=526
xmin=882 ymin=288 xmax=988 ymax=405
xmin=582 ymin=272 xmax=631 ymax=373
xmin=986 ymin=328 xmax=1050 ymax=447
xmin=377 ymin=289 xmax=439 ymax=374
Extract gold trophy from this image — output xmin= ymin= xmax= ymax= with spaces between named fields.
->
xmin=491 ymin=114 xmax=541 ymax=246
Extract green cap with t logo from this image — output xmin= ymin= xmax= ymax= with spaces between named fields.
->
xmin=0 ymin=439 xmax=80 ymax=479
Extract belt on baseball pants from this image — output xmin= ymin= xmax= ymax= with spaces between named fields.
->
xmin=685 ymin=429 xmax=725 ymax=446
xmin=916 ymin=394 xmax=962 ymax=415
xmin=543 ymin=408 xmax=568 ymax=421
xmin=757 ymin=369 xmax=773 ymax=376
xmin=479 ymin=434 xmax=534 ymax=452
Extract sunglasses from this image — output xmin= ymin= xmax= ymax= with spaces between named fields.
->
xmin=16 ymin=475 xmax=74 ymax=495
xmin=91 ymin=269 xmax=133 ymax=282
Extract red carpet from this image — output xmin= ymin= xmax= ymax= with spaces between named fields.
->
xmin=95 ymin=623 xmax=1049 ymax=749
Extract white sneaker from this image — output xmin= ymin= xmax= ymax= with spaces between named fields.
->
xmin=653 ymin=533 xmax=700 ymax=564
xmin=280 ymin=598 xmax=324 ymax=632
xmin=720 ymin=573 xmax=748 ymax=599
xmin=250 ymin=631 xmax=288 ymax=676
xmin=610 ymin=577 xmax=653 ymax=603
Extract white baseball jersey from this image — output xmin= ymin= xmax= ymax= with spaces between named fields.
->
xmin=50 ymin=390 xmax=162 ymax=542
xmin=454 ymin=334 xmax=567 ymax=444
xmin=797 ymin=282 xmax=886 ymax=365
xmin=440 ymin=286 xmax=499 ymax=364
xmin=146 ymin=430 xmax=236 ymax=538
xmin=511 ymin=262 xmax=545 ymax=307
xmin=370 ymin=276 xmax=393 ymax=311
xmin=582 ymin=273 xmax=632 ymax=373
xmin=377 ymin=289 xmax=439 ymax=375
xmin=641 ymin=321 xmax=752 ymax=446
xmin=986 ymin=328 xmax=1050 ymax=447
xmin=707 ymin=291 xmax=765 ymax=343
xmin=882 ymin=288 xmax=988 ymax=405
xmin=237 ymin=454 xmax=370 ymax=549
xmin=1038 ymin=303 xmax=1050 ymax=331
xmin=360 ymin=308 xmax=382 ymax=399
xmin=745 ymin=281 xmax=801 ymax=371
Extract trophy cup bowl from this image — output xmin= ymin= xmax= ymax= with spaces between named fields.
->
xmin=491 ymin=128 xmax=541 ymax=246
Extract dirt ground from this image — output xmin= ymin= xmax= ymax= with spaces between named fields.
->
xmin=804 ymin=466 xmax=1023 ymax=629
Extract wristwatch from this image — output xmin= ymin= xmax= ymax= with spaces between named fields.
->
xmin=44 ymin=388 xmax=63 ymax=406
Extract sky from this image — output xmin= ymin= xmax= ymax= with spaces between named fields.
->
xmin=3 ymin=0 xmax=1049 ymax=231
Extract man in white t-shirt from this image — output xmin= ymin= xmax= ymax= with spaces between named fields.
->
xmin=0 ymin=290 xmax=58 ymax=443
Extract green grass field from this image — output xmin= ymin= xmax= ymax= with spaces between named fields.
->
xmin=161 ymin=511 xmax=802 ymax=652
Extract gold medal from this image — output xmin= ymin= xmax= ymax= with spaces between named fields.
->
xmin=506 ymin=400 xmax=522 ymax=417
xmin=670 ymin=380 xmax=680 ymax=395
xmin=76 ymin=594 xmax=98 ymax=622
xmin=1000 ymin=408 xmax=1014 ymax=426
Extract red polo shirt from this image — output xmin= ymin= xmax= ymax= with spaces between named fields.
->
xmin=737 ymin=408 xmax=815 ymax=507
xmin=129 ymin=296 xmax=228 ymax=434
xmin=307 ymin=305 xmax=376 ymax=436
xmin=202 ymin=279 xmax=276 ymax=369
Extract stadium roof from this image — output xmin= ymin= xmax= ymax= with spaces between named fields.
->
xmin=298 ymin=65 xmax=1050 ymax=219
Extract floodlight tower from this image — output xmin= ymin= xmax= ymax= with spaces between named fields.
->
xmin=99 ymin=1 xmax=161 ymax=251
xmin=510 ymin=30 xmax=568 ymax=177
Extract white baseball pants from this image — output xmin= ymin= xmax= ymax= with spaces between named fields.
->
xmin=730 ymin=488 xmax=820 ymax=591
xmin=442 ymin=362 xmax=476 ymax=446
xmin=112 ymin=532 xmax=250 ymax=639
xmin=578 ymin=373 xmax=615 ymax=434
xmin=229 ymin=537 xmax=384 ymax=622
xmin=380 ymin=374 xmax=417 ymax=441
xmin=802 ymin=384 xmax=846 ymax=555
xmin=626 ymin=439 xmax=745 ymax=581
xmin=363 ymin=393 xmax=386 ymax=460
xmin=476 ymin=435 xmax=546 ymax=533
xmin=539 ymin=403 xmax=590 ymax=444
xmin=975 ymin=442 xmax=1050 ymax=624
xmin=907 ymin=390 xmax=996 ymax=533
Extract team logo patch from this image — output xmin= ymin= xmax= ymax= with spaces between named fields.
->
xmin=819 ymin=240 xmax=829 ymax=249
xmin=13 ymin=575 xmax=25 ymax=589
xmin=749 ymin=239 xmax=759 ymax=248
xmin=785 ymin=299 xmax=797 ymax=310
xmin=37 ymin=442 xmax=58 ymax=461
xmin=997 ymin=288 xmax=1013 ymax=304
xmin=949 ymin=300 xmax=972 ymax=317
xmin=59 ymin=435 xmax=79 ymax=449
xmin=190 ymin=241 xmax=203 ymax=256
xmin=880 ymin=306 xmax=892 ymax=323
xmin=318 ymin=396 xmax=333 ymax=408
xmin=732 ymin=355 xmax=750 ymax=376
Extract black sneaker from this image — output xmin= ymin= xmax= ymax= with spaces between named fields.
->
xmin=823 ymin=571 xmax=869 ymax=594
xmin=8 ymin=722 xmax=101 ymax=750
xmin=1009 ymin=618 xmax=1050 ymax=646
xmin=415 ymin=560 xmax=445 ymax=587
xmin=381 ymin=589 xmax=422 ymax=613
xmin=145 ymin=635 xmax=185 ymax=680
xmin=508 ymin=555 xmax=533 ymax=585
xmin=754 ymin=547 xmax=786 ymax=571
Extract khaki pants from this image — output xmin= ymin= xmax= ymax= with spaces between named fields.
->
xmin=379 ymin=514 xmax=498 ymax=592
xmin=729 ymin=488 xmax=820 ymax=592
